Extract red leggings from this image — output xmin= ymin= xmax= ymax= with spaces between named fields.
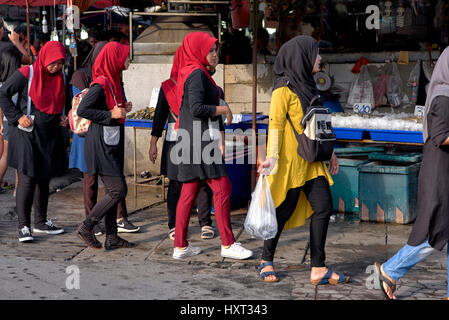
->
xmin=175 ymin=176 xmax=235 ymax=248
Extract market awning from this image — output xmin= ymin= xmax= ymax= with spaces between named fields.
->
xmin=0 ymin=0 xmax=119 ymax=11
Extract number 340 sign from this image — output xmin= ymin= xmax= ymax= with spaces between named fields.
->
xmin=353 ymin=103 xmax=372 ymax=114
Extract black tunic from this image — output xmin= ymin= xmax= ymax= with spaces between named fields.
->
xmin=152 ymin=85 xmax=225 ymax=181
xmin=408 ymin=96 xmax=449 ymax=251
xmin=77 ymin=83 xmax=124 ymax=177
xmin=0 ymin=70 xmax=67 ymax=179
xmin=176 ymin=69 xmax=227 ymax=183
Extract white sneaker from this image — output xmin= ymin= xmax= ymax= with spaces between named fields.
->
xmin=173 ymin=243 xmax=202 ymax=259
xmin=221 ymin=242 xmax=253 ymax=260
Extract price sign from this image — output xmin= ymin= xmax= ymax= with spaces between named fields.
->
xmin=149 ymin=88 xmax=160 ymax=109
xmin=353 ymin=103 xmax=372 ymax=114
xmin=232 ymin=114 xmax=243 ymax=124
xmin=414 ymin=105 xmax=425 ymax=117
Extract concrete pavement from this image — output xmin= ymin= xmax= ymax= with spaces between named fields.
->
xmin=0 ymin=168 xmax=448 ymax=301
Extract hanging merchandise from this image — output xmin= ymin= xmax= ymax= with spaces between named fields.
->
xmin=42 ymin=10 xmax=48 ymax=34
xmin=396 ymin=4 xmax=414 ymax=35
xmin=396 ymin=3 xmax=405 ymax=28
xmin=408 ymin=60 xmax=421 ymax=104
xmin=380 ymin=1 xmax=396 ymax=34
xmin=70 ymin=33 xmax=77 ymax=57
xmin=50 ymin=1 xmax=58 ymax=41
xmin=346 ymin=65 xmax=374 ymax=111
xmin=373 ymin=72 xmax=389 ymax=107
xmin=51 ymin=28 xmax=59 ymax=41
xmin=386 ymin=62 xmax=403 ymax=107
xmin=351 ymin=57 xmax=369 ymax=74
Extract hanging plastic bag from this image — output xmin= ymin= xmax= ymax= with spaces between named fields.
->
xmin=386 ymin=62 xmax=403 ymax=107
xmin=244 ymin=175 xmax=278 ymax=240
xmin=373 ymin=73 xmax=389 ymax=107
xmin=346 ymin=65 xmax=374 ymax=110
xmin=408 ymin=60 xmax=421 ymax=104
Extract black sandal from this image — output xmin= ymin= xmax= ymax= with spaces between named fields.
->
xmin=374 ymin=262 xmax=396 ymax=300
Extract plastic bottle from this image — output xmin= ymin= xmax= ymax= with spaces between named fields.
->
xmin=70 ymin=33 xmax=77 ymax=57
xmin=42 ymin=12 xmax=48 ymax=34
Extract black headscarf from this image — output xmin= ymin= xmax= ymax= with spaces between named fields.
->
xmin=273 ymin=35 xmax=319 ymax=113
xmin=0 ymin=44 xmax=21 ymax=82
xmin=70 ymin=41 xmax=107 ymax=90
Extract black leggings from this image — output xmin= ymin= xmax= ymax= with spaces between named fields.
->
xmin=16 ymin=172 xmax=50 ymax=229
xmin=167 ymin=179 xmax=212 ymax=229
xmin=83 ymin=175 xmax=127 ymax=235
xmin=262 ymin=176 xmax=332 ymax=267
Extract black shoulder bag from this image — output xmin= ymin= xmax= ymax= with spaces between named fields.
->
xmin=274 ymin=81 xmax=336 ymax=162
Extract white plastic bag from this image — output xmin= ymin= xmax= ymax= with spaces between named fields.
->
xmin=244 ymin=175 xmax=278 ymax=240
xmin=386 ymin=62 xmax=403 ymax=107
xmin=346 ymin=65 xmax=374 ymax=110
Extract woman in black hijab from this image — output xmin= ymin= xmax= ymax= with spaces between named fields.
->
xmin=0 ymin=45 xmax=21 ymax=192
xmin=257 ymin=36 xmax=347 ymax=285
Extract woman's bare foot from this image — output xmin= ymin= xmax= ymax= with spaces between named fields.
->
xmin=310 ymin=267 xmax=342 ymax=283
xmin=380 ymin=264 xmax=397 ymax=300
xmin=259 ymin=260 xmax=279 ymax=282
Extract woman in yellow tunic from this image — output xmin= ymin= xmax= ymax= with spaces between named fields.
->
xmin=258 ymin=35 xmax=350 ymax=285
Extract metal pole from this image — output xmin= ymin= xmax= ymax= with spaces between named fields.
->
xmin=133 ymin=126 xmax=137 ymax=200
xmin=26 ymin=0 xmax=31 ymax=60
xmin=251 ymin=0 xmax=259 ymax=192
xmin=129 ymin=11 xmax=133 ymax=61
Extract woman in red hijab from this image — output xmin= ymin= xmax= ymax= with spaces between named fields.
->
xmin=75 ymin=41 xmax=136 ymax=251
xmin=0 ymin=41 xmax=67 ymax=242
xmin=149 ymin=46 xmax=216 ymax=241
xmin=171 ymin=32 xmax=253 ymax=260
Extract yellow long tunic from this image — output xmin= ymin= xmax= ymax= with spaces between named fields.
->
xmin=266 ymin=86 xmax=333 ymax=230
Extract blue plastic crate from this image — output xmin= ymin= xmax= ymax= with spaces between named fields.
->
xmin=333 ymin=128 xmax=365 ymax=140
xmin=368 ymin=129 xmax=423 ymax=144
xmin=125 ymin=119 xmax=154 ymax=128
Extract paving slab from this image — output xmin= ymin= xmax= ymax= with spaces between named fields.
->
xmin=1 ymin=174 xmax=448 ymax=300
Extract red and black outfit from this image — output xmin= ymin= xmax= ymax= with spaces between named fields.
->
xmin=0 ymin=41 xmax=67 ymax=231
xmin=174 ymin=32 xmax=235 ymax=248
xmin=151 ymin=47 xmax=214 ymax=230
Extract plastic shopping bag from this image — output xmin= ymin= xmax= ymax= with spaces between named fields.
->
xmin=346 ymin=65 xmax=374 ymax=110
xmin=244 ymin=175 xmax=278 ymax=240
xmin=386 ymin=62 xmax=403 ymax=107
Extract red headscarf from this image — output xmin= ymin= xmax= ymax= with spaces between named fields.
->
xmin=19 ymin=41 xmax=66 ymax=114
xmin=161 ymin=46 xmax=182 ymax=116
xmin=91 ymin=42 xmax=129 ymax=124
xmin=176 ymin=32 xmax=221 ymax=121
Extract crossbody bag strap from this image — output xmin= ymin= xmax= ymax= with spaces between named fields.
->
xmin=100 ymin=76 xmax=119 ymax=106
xmin=27 ymin=65 xmax=33 ymax=117
xmin=286 ymin=112 xmax=302 ymax=141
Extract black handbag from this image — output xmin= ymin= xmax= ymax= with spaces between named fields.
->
xmin=286 ymin=96 xmax=336 ymax=162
